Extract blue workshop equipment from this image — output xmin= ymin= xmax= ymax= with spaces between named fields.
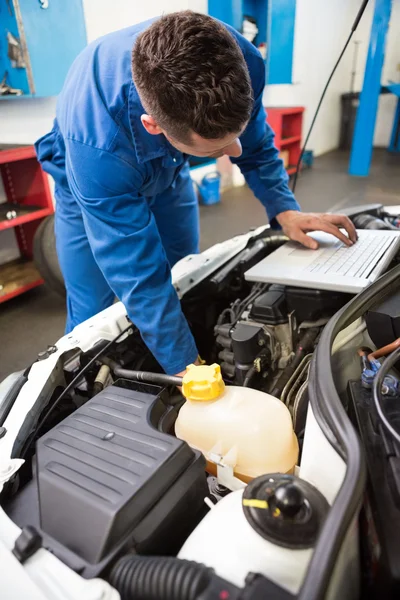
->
xmin=196 ymin=172 xmax=222 ymax=205
xmin=301 ymin=150 xmax=314 ymax=169
xmin=208 ymin=0 xmax=296 ymax=85
xmin=387 ymin=83 xmax=400 ymax=154
xmin=349 ymin=0 xmax=393 ymax=176
xmin=0 ymin=0 xmax=86 ymax=97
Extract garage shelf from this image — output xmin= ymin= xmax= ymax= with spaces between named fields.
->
xmin=0 ymin=258 xmax=44 ymax=304
xmin=0 ymin=145 xmax=37 ymax=164
xmin=280 ymin=135 xmax=301 ymax=147
xmin=0 ymin=145 xmax=54 ymax=303
xmin=266 ymin=107 xmax=304 ymax=176
xmin=0 ymin=205 xmax=53 ymax=231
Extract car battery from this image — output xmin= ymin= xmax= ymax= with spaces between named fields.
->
xmin=348 ymin=380 xmax=400 ymax=598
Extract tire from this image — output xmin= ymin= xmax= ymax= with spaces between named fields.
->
xmin=33 ymin=215 xmax=66 ymax=297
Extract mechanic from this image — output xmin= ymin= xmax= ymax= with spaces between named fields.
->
xmin=36 ymin=11 xmax=357 ymax=377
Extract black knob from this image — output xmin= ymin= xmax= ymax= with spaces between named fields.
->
xmin=274 ymin=483 xmax=304 ymax=518
xmin=243 ymin=474 xmax=329 ymax=548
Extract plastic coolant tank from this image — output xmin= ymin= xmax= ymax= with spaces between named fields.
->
xmin=175 ymin=364 xmax=298 ymax=481
xmin=179 ymin=474 xmax=329 ymax=594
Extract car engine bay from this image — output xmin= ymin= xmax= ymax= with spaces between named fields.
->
xmin=2 ymin=203 xmax=400 ymax=599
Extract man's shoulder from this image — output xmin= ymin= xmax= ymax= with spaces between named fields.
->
xmin=57 ymin=20 xmax=157 ymax=152
xmin=60 ymin=19 xmax=155 ymax=103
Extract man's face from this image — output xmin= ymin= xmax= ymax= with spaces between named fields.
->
xmin=165 ymin=129 xmax=244 ymax=159
xmin=140 ymin=114 xmax=247 ymax=159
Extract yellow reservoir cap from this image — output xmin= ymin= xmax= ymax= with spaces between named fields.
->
xmin=182 ymin=363 xmax=225 ymax=401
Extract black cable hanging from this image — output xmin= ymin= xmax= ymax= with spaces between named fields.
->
xmin=291 ymin=0 xmax=370 ymax=194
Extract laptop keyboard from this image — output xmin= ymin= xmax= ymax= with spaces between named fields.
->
xmin=306 ymin=233 xmax=395 ymax=278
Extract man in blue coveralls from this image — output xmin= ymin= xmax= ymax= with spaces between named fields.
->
xmin=36 ymin=11 xmax=356 ymax=378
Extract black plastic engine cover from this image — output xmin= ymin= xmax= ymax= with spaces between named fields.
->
xmin=36 ymin=383 xmax=207 ymax=567
xmin=249 ymin=287 xmax=288 ymax=325
xmin=231 ymin=322 xmax=264 ymax=365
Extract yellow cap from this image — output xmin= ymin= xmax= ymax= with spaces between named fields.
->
xmin=182 ymin=363 xmax=225 ymax=401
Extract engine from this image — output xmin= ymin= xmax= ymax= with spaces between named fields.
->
xmin=3 ymin=240 xmax=350 ymax=589
xmin=5 ymin=280 xmax=343 ymax=590
xmin=215 ymin=284 xmax=294 ymax=384
xmin=5 ymin=204 xmax=400 ymax=599
xmin=215 ymin=282 xmax=349 ymax=397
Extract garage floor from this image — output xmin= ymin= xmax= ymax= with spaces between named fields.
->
xmin=1 ymin=149 xmax=399 ymax=381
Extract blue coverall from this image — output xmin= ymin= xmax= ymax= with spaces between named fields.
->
xmin=35 ymin=19 xmax=300 ymax=375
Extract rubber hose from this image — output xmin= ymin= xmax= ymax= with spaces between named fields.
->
xmin=243 ymin=365 xmax=257 ymax=387
xmin=109 ymin=555 xmax=213 ymax=600
xmin=113 ymin=367 xmax=182 ymax=387
xmin=352 ymin=213 xmax=388 ymax=230
xmin=92 ymin=364 xmax=111 ymax=397
xmin=270 ymin=328 xmax=319 ymax=398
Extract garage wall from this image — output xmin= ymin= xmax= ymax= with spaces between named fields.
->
xmin=82 ymin=0 xmax=207 ymax=42
xmin=264 ymin=0 xmax=400 ymax=155
xmin=0 ymin=0 xmax=398 ymax=156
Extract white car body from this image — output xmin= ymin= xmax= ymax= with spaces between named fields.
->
xmin=0 ymin=213 xmax=396 ymax=599
xmin=0 ymin=225 xmax=273 ymax=600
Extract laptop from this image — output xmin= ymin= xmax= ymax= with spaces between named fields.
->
xmin=245 ymin=229 xmax=400 ymax=294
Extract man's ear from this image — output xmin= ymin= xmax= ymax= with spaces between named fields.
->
xmin=141 ymin=114 xmax=163 ymax=135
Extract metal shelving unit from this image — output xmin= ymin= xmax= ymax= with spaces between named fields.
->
xmin=266 ymin=106 xmax=304 ymax=175
xmin=0 ymin=145 xmax=54 ymax=303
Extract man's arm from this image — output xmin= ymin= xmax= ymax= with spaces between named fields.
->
xmin=65 ymin=139 xmax=198 ymax=375
xmin=231 ymin=50 xmax=356 ymax=249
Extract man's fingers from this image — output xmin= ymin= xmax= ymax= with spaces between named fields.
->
xmin=313 ymin=219 xmax=353 ymax=246
xmin=283 ymin=212 xmax=358 ymax=250
xmin=324 ymin=214 xmax=358 ymax=243
xmin=291 ymin=229 xmax=319 ymax=250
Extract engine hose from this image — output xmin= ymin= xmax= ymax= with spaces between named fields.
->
xmin=92 ymin=364 xmax=111 ymax=397
xmin=113 ymin=367 xmax=182 ymax=387
xmin=243 ymin=365 xmax=257 ymax=388
xmin=270 ymin=328 xmax=320 ymax=399
xmin=109 ymin=555 xmax=213 ymax=600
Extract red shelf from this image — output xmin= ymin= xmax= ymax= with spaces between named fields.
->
xmin=0 ymin=145 xmax=37 ymax=165
xmin=280 ymin=135 xmax=301 ymax=147
xmin=0 ymin=278 xmax=44 ymax=304
xmin=267 ymin=107 xmax=305 ymax=116
xmin=266 ymin=107 xmax=304 ymax=177
xmin=0 ymin=259 xmax=44 ymax=304
xmin=0 ymin=145 xmax=54 ymax=303
xmin=0 ymin=207 xmax=53 ymax=231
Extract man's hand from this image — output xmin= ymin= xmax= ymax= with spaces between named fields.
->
xmin=276 ymin=211 xmax=358 ymax=250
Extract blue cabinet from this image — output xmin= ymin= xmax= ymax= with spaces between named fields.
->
xmin=268 ymin=0 xmax=296 ymax=85
xmin=208 ymin=0 xmax=296 ymax=85
xmin=0 ymin=0 xmax=86 ymax=98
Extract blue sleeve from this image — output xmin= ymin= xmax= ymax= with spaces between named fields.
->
xmin=231 ymin=50 xmax=300 ymax=227
xmin=64 ymin=139 xmax=198 ymax=374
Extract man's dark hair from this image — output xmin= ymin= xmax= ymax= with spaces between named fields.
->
xmin=132 ymin=11 xmax=253 ymax=142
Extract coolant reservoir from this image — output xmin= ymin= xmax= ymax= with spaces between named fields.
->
xmin=175 ymin=364 xmax=298 ymax=481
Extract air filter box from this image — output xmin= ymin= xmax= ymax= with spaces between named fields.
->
xmin=35 ymin=382 xmax=207 ymax=573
